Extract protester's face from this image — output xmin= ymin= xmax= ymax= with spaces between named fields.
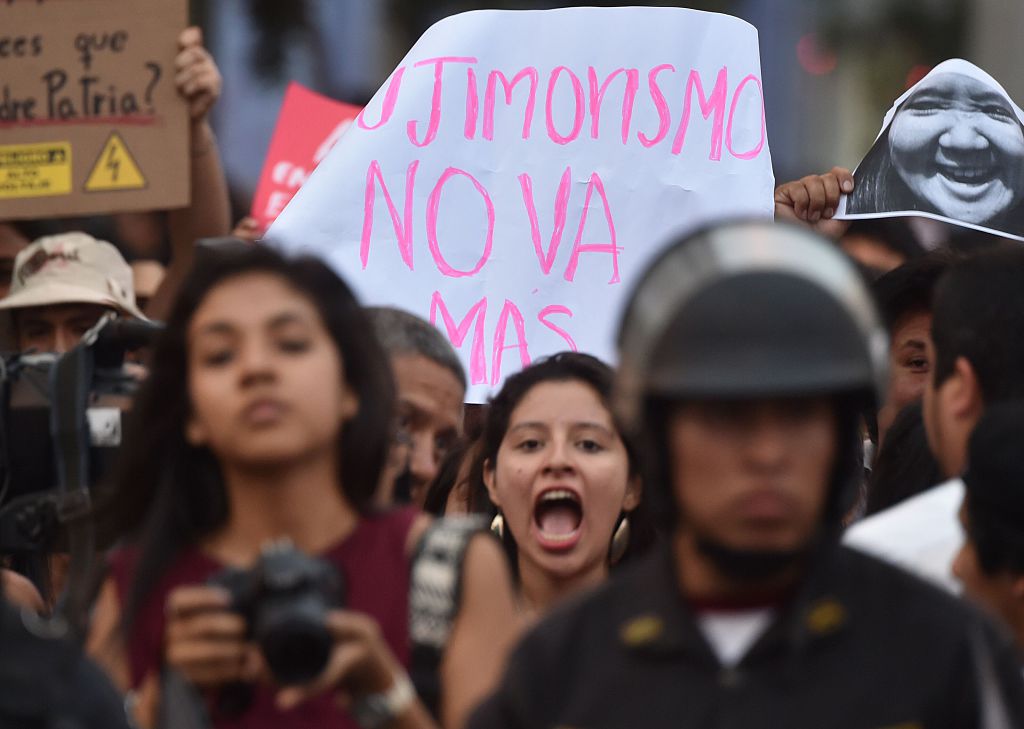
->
xmin=877 ymin=310 xmax=932 ymax=445
xmin=186 ymin=273 xmax=358 ymax=468
xmin=391 ymin=353 xmax=463 ymax=499
xmin=486 ymin=380 xmax=639 ymax=582
xmin=668 ymin=397 xmax=835 ymax=554
xmin=14 ymin=303 xmax=111 ymax=354
xmin=889 ymin=72 xmax=1024 ymax=224
xmin=953 ymin=501 xmax=1021 ymax=625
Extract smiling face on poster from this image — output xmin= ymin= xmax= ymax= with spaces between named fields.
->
xmin=840 ymin=59 xmax=1024 ymax=241
xmin=267 ymin=7 xmax=774 ymax=402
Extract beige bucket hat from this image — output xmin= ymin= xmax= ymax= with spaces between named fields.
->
xmin=0 ymin=232 xmax=146 ymax=320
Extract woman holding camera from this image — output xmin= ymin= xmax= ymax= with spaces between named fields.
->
xmin=87 ymin=243 xmax=519 ymax=729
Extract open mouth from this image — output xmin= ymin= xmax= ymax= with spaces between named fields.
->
xmin=533 ymin=488 xmax=583 ymax=551
xmin=937 ymin=163 xmax=998 ymax=186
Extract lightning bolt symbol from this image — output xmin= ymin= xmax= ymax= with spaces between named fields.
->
xmin=105 ymin=144 xmax=120 ymax=182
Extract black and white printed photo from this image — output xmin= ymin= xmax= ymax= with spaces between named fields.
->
xmin=842 ymin=59 xmax=1024 ymax=241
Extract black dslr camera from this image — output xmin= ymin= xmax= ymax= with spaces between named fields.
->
xmin=209 ymin=540 xmax=344 ymax=686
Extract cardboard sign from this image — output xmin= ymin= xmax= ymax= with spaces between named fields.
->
xmin=0 ymin=0 xmax=188 ymax=220
xmin=250 ymin=83 xmax=362 ymax=231
xmin=268 ymin=7 xmax=774 ymax=401
xmin=838 ymin=59 xmax=1024 ymax=242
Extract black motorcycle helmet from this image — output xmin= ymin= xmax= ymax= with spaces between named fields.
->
xmin=614 ymin=220 xmax=888 ymax=531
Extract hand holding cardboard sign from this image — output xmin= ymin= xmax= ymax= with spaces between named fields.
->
xmin=175 ymin=27 xmax=221 ymax=122
xmin=149 ymin=27 xmax=230 ymax=321
xmin=774 ymin=166 xmax=854 ymax=238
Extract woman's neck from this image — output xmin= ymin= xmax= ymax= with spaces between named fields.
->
xmin=205 ymin=450 xmax=359 ymax=566
xmin=516 ymin=557 xmax=608 ymax=620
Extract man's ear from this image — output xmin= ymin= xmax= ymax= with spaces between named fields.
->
xmin=622 ymin=474 xmax=642 ymax=513
xmin=483 ymin=458 xmax=501 ymax=509
xmin=949 ymin=356 xmax=984 ymax=422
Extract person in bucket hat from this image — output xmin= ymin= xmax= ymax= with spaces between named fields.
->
xmin=0 ymin=232 xmax=146 ymax=355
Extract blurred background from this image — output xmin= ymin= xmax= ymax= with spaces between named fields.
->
xmin=188 ymin=0 xmax=1024 ymax=219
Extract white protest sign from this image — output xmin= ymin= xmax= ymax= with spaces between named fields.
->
xmin=268 ymin=7 xmax=774 ymax=401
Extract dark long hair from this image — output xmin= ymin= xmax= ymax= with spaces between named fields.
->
xmin=865 ymin=402 xmax=942 ymax=516
xmin=929 ymin=246 xmax=1024 ymax=406
xmin=102 ymin=241 xmax=394 ymax=629
xmin=479 ymin=352 xmax=656 ymax=575
xmin=422 ymin=438 xmax=474 ymax=516
xmin=847 ymin=125 xmax=920 ymax=215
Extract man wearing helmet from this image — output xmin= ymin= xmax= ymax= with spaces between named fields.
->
xmin=468 ymin=221 xmax=1024 ymax=729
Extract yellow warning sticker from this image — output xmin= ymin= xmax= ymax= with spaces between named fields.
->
xmin=0 ymin=141 xmax=72 ymax=199
xmin=84 ymin=132 xmax=146 ymax=192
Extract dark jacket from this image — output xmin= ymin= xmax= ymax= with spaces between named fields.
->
xmin=0 ymin=597 xmax=129 ymax=729
xmin=469 ymin=544 xmax=1024 ymax=729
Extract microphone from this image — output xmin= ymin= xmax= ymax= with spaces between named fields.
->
xmin=93 ymin=318 xmax=164 ymax=351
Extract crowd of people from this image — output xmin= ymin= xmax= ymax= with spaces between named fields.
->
xmin=3 ymin=15 xmax=1024 ymax=729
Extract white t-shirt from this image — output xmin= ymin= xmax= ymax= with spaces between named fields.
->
xmin=697 ymin=609 xmax=774 ymax=668
xmin=843 ymin=478 xmax=965 ymax=593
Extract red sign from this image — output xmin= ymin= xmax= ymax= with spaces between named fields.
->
xmin=250 ymin=82 xmax=362 ymax=230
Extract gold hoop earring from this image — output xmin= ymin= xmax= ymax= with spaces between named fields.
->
xmin=609 ymin=515 xmax=631 ymax=565
xmin=490 ymin=512 xmax=505 ymax=539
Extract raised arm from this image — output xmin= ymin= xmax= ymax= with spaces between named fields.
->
xmin=147 ymin=26 xmax=230 ymax=321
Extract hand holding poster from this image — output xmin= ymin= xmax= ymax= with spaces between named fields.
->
xmin=837 ymin=59 xmax=1024 ymax=241
xmin=0 ymin=0 xmax=188 ymax=219
xmin=268 ymin=7 xmax=774 ymax=401
xmin=250 ymin=83 xmax=363 ymax=231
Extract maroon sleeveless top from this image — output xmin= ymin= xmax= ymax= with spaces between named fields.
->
xmin=109 ymin=508 xmax=419 ymax=729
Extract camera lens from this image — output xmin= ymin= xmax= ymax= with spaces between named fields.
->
xmin=259 ymin=616 xmax=333 ymax=685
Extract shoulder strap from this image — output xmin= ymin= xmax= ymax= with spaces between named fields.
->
xmin=407 ymin=515 xmax=487 ymax=718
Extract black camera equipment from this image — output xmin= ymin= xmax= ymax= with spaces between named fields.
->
xmin=209 ymin=540 xmax=344 ymax=686
xmin=0 ymin=595 xmax=132 ymax=729
xmin=0 ymin=314 xmax=162 ymax=634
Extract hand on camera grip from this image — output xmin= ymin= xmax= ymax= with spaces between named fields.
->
xmin=275 ymin=609 xmax=403 ymax=712
xmin=163 ymin=585 xmax=262 ymax=688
